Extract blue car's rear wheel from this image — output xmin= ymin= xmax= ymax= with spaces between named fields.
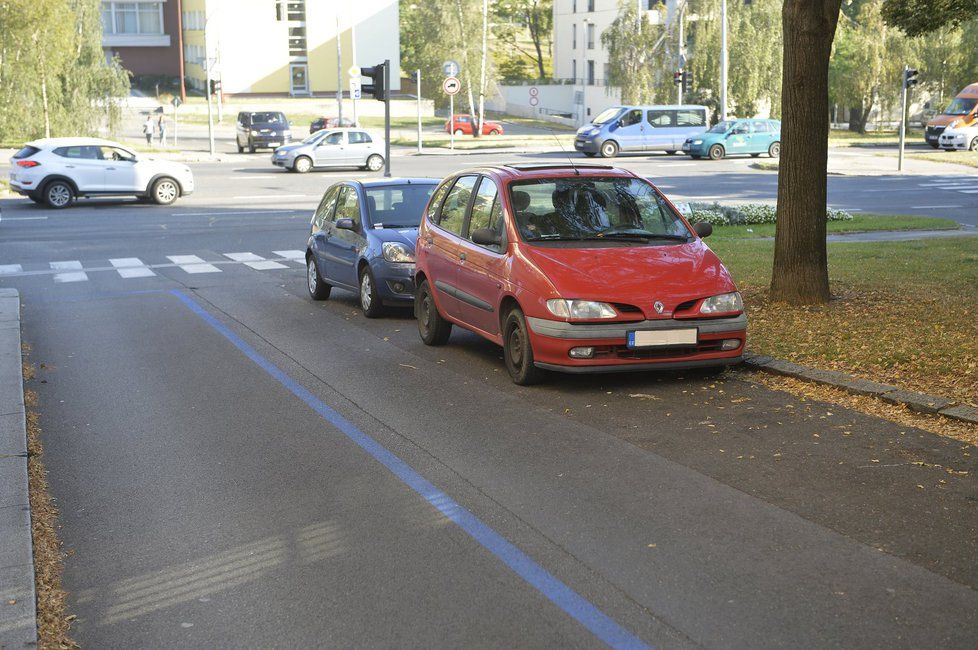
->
xmin=307 ymin=257 xmax=331 ymax=300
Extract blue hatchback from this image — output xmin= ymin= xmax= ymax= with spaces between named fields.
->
xmin=306 ymin=178 xmax=438 ymax=317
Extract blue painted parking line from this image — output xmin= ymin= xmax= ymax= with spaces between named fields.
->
xmin=170 ymin=288 xmax=652 ymax=650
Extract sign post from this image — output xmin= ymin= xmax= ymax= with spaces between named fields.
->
xmin=443 ymin=75 xmax=461 ymax=151
xmin=348 ymin=65 xmax=359 ymax=126
xmin=171 ymin=96 xmax=182 ymax=147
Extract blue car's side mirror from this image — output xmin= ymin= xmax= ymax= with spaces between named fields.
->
xmin=336 ymin=218 xmax=356 ymax=231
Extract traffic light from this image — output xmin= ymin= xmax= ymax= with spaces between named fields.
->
xmin=682 ymin=70 xmax=692 ymax=94
xmin=361 ymin=62 xmax=388 ymax=102
xmin=903 ymin=68 xmax=918 ymax=89
xmin=673 ymin=70 xmax=682 ymax=86
xmin=209 ymin=79 xmax=221 ymax=95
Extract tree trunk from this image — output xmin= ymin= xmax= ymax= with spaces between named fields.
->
xmin=529 ymin=10 xmax=545 ymax=79
xmin=770 ymin=0 xmax=843 ymax=305
xmin=476 ymin=0 xmax=488 ymax=138
xmin=454 ymin=0 xmax=479 ymax=138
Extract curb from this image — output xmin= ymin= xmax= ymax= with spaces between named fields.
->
xmin=743 ymin=353 xmax=978 ymax=426
xmin=0 ymin=288 xmax=36 ymax=647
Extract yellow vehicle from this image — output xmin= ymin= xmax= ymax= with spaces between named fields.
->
xmin=924 ymin=83 xmax=978 ymax=148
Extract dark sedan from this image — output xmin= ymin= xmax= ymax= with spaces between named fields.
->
xmin=305 ymin=178 xmax=438 ymax=317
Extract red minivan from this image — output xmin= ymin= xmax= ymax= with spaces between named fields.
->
xmin=413 ymin=163 xmax=746 ymax=384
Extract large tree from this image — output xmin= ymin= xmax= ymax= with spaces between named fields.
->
xmin=601 ymin=1 xmax=666 ymax=105
xmin=0 ymin=0 xmax=128 ymax=142
xmin=492 ymin=0 xmax=552 ymax=80
xmin=769 ymin=0 xmax=843 ymax=305
xmin=881 ymin=0 xmax=970 ymax=36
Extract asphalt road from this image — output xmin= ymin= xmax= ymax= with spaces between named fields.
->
xmin=2 ymin=154 xmax=977 ymax=647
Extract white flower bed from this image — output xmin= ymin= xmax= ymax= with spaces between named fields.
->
xmin=686 ymin=202 xmax=853 ymax=226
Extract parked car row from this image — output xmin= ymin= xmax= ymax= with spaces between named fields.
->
xmin=574 ymin=105 xmax=780 ymax=161
xmin=305 ymin=163 xmax=745 ymax=385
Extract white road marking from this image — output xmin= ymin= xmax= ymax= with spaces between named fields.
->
xmin=0 ymin=265 xmax=23 ymax=274
xmin=272 ymin=250 xmax=305 ymax=262
xmin=167 ymin=255 xmax=221 ymax=274
xmin=231 ymin=194 xmax=308 ymax=200
xmin=50 ymin=260 xmax=88 ymax=283
xmin=177 ymin=210 xmax=300 ymax=217
xmin=223 ymin=175 xmax=279 ymax=180
xmin=222 ymin=252 xmax=288 ymax=270
xmin=959 ymin=189 xmax=978 ymax=194
xmin=3 ymin=216 xmax=48 ymax=221
xmin=110 ymin=258 xmax=156 ymax=278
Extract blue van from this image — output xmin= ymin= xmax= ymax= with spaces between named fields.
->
xmin=574 ymin=105 xmax=709 ymax=158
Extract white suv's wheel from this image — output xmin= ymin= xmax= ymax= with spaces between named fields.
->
xmin=44 ymin=180 xmax=74 ymax=209
xmin=151 ymin=177 xmax=179 ymax=205
xmin=970 ymin=137 xmax=978 ymax=152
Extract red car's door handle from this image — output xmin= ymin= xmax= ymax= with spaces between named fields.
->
xmin=459 ymin=252 xmax=467 ymax=261
xmin=424 ymin=236 xmax=433 ymax=244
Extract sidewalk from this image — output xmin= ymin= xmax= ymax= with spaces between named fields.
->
xmin=0 ymin=288 xmax=35 ymax=647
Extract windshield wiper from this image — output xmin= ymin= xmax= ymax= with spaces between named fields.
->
xmin=590 ymin=232 xmax=690 ymax=242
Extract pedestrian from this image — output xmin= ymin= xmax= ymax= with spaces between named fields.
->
xmin=158 ymin=115 xmax=167 ymax=147
xmin=143 ymin=115 xmax=155 ymax=145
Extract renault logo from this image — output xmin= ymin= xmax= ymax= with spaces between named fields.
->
xmin=653 ymin=300 xmax=664 ymax=314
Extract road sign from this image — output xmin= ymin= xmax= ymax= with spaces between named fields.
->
xmin=443 ymin=76 xmax=461 ymax=96
xmin=350 ymin=79 xmax=362 ymax=100
xmin=348 ymin=65 xmax=359 ymax=78
xmin=529 ymin=86 xmax=538 ymax=107
xmin=442 ymin=60 xmax=460 ymax=77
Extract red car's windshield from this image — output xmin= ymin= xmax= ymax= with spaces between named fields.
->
xmin=509 ymin=177 xmax=692 ymax=244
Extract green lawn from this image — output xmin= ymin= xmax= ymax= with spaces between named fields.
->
xmin=827 ymin=128 xmax=925 ymax=147
xmin=903 ymin=150 xmax=978 ymax=169
xmin=393 ymin=133 xmax=575 ymax=150
xmin=708 ymin=235 xmax=978 ymax=405
xmin=708 ymin=213 xmax=960 ymax=240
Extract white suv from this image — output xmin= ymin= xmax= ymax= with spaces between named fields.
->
xmin=938 ymin=123 xmax=978 ymax=151
xmin=8 ymin=137 xmax=195 ymax=209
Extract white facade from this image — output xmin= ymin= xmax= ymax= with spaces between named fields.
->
xmin=551 ymin=0 xmax=679 ymax=124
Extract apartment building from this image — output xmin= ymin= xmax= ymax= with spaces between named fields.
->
xmin=180 ymin=0 xmax=400 ymax=96
xmin=101 ymin=0 xmax=184 ymax=79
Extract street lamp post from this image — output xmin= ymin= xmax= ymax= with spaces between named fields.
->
xmin=720 ymin=0 xmax=728 ymax=121
xmin=580 ymin=18 xmax=590 ymax=126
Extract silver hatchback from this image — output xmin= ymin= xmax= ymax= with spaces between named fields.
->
xmin=272 ymin=128 xmax=385 ymax=173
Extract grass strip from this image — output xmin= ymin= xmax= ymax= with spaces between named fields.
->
xmin=709 ymin=214 xmax=960 ymax=240
xmin=23 ymin=352 xmax=77 ymax=649
xmin=709 ymin=236 xmax=978 ymax=406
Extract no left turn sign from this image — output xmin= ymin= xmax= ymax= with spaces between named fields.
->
xmin=443 ymin=76 xmax=461 ymax=96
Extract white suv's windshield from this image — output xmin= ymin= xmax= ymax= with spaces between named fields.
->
xmin=944 ymin=98 xmax=977 ymax=116
xmin=509 ymin=177 xmax=692 ymax=244
xmin=592 ymin=108 xmax=624 ymax=125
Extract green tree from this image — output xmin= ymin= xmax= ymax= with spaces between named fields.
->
xmin=686 ymin=0 xmax=783 ymax=118
xmin=492 ymin=0 xmax=552 ymax=80
xmin=601 ymin=1 xmax=666 ymax=105
xmin=882 ymin=0 xmax=970 ymax=36
xmin=0 ymin=0 xmax=128 ymax=142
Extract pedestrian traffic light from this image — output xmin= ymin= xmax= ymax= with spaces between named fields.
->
xmin=209 ymin=79 xmax=221 ymax=95
xmin=682 ymin=70 xmax=692 ymax=94
xmin=361 ymin=62 xmax=388 ymax=102
xmin=673 ymin=70 xmax=682 ymax=86
xmin=904 ymin=68 xmax=919 ymax=89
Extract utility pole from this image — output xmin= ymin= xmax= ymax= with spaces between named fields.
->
xmin=383 ymin=59 xmax=391 ymax=177
xmin=677 ymin=1 xmax=686 ymax=105
xmin=898 ymin=65 xmax=918 ymax=171
xmin=336 ymin=16 xmax=343 ymax=123
xmin=720 ymin=0 xmax=728 ymax=121
xmin=477 ymin=0 xmax=488 ymax=137
xmin=351 ymin=22 xmax=358 ymax=126
xmin=417 ymin=69 xmax=423 ymax=154
xmin=203 ymin=14 xmax=215 ymax=155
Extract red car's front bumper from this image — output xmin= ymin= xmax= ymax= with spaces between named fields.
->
xmin=526 ymin=314 xmax=747 ymax=373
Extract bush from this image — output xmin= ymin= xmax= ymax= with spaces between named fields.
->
xmin=687 ymin=202 xmax=853 ymax=226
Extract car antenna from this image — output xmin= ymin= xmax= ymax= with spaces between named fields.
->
xmin=549 ymin=128 xmax=580 ymax=175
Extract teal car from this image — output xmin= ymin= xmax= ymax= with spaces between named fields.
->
xmin=682 ymin=119 xmax=781 ymax=160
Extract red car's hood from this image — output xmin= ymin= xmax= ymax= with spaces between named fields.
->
xmin=521 ymin=240 xmax=736 ymax=316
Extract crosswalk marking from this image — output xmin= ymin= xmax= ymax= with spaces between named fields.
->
xmin=272 ymin=250 xmax=305 ymax=262
xmin=167 ymin=255 xmax=221 ymax=274
xmin=0 ymin=265 xmax=23 ymax=275
xmin=222 ymin=252 xmax=288 ymax=270
xmin=109 ymin=258 xmax=156 ymax=278
xmin=50 ymin=261 xmax=88 ymax=283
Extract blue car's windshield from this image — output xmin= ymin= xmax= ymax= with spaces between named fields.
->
xmin=708 ymin=120 xmax=735 ymax=134
xmin=592 ymin=108 xmax=624 ymax=125
xmin=365 ymin=184 xmax=437 ymax=228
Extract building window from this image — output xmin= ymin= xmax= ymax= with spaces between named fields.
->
xmin=289 ymin=26 xmax=307 ymax=56
xmin=287 ymin=1 xmax=305 ymax=21
xmin=603 ymin=62 xmax=609 ymax=85
xmin=572 ymin=59 xmax=577 ymax=83
xmin=587 ymin=60 xmax=595 ymax=85
xmin=588 ymin=0 xmax=595 ymax=10
xmin=586 ymin=23 xmax=594 ymax=49
xmin=572 ymin=0 xmax=577 ymax=13
xmin=101 ymin=1 xmax=164 ymax=35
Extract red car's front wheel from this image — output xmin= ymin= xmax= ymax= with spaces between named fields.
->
xmin=503 ymin=308 xmax=545 ymax=385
